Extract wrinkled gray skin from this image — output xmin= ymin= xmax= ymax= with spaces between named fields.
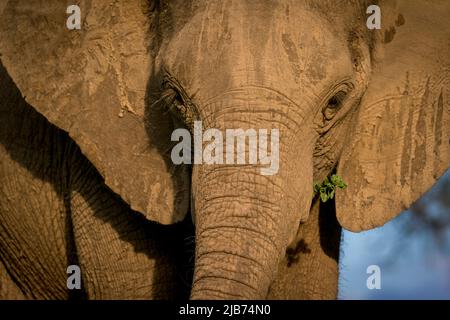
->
xmin=0 ymin=0 xmax=449 ymax=299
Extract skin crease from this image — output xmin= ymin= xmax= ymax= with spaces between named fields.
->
xmin=0 ymin=0 xmax=449 ymax=299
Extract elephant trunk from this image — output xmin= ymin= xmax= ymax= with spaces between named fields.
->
xmin=190 ymin=166 xmax=288 ymax=299
xmin=189 ymin=92 xmax=313 ymax=299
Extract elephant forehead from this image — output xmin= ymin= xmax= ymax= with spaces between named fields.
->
xmin=161 ymin=0 xmax=353 ymax=105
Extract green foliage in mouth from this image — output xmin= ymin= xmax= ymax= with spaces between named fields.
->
xmin=313 ymin=174 xmax=347 ymax=202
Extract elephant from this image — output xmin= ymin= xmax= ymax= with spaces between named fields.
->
xmin=0 ymin=0 xmax=448 ymax=300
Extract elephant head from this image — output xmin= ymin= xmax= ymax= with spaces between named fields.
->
xmin=0 ymin=0 xmax=448 ymax=299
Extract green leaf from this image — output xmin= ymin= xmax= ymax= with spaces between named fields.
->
xmin=329 ymin=189 xmax=335 ymax=199
xmin=331 ymin=174 xmax=347 ymax=189
xmin=313 ymin=174 xmax=347 ymax=202
xmin=313 ymin=182 xmax=320 ymax=194
xmin=330 ymin=174 xmax=339 ymax=184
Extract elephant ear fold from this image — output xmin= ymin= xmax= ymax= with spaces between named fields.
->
xmin=336 ymin=0 xmax=450 ymax=232
xmin=0 ymin=0 xmax=190 ymax=224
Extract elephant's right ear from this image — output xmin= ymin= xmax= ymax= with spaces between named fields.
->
xmin=336 ymin=0 xmax=450 ymax=232
xmin=0 ymin=0 xmax=190 ymax=225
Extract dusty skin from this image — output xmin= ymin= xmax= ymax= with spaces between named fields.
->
xmin=0 ymin=0 xmax=449 ymax=299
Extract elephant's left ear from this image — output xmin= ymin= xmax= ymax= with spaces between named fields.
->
xmin=0 ymin=0 xmax=190 ymax=225
xmin=336 ymin=0 xmax=450 ymax=232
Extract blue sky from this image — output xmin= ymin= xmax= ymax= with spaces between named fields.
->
xmin=339 ymin=170 xmax=450 ymax=300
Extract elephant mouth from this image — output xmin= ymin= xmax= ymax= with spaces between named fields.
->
xmin=185 ymin=155 xmax=345 ymax=299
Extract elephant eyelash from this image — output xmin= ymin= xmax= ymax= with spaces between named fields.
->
xmin=314 ymin=81 xmax=357 ymax=134
xmin=321 ymin=81 xmax=355 ymax=119
xmin=156 ymin=71 xmax=199 ymax=130
xmin=323 ymin=91 xmax=347 ymax=121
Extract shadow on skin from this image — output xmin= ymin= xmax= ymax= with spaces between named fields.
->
xmin=0 ymin=62 xmax=194 ymax=299
xmin=286 ymin=198 xmax=341 ymax=268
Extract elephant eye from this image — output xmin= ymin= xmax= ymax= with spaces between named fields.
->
xmin=323 ymin=91 xmax=347 ymax=121
xmin=158 ymin=73 xmax=198 ymax=130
